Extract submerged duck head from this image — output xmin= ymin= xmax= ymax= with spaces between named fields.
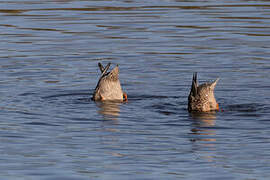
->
xmin=92 ymin=62 xmax=127 ymax=102
xmin=188 ymin=73 xmax=219 ymax=112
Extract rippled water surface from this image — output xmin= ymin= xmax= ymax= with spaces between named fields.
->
xmin=1 ymin=0 xmax=270 ymax=179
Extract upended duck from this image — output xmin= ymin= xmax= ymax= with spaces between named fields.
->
xmin=92 ymin=62 xmax=127 ymax=102
xmin=188 ymin=73 xmax=219 ymax=112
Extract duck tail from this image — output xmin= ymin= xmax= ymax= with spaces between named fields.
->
xmin=191 ymin=72 xmax=198 ymax=97
xmin=98 ymin=62 xmax=104 ymax=73
xmin=210 ymin=78 xmax=219 ymax=90
xmin=98 ymin=62 xmax=111 ymax=76
xmin=109 ymin=65 xmax=119 ymax=80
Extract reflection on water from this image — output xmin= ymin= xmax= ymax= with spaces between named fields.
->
xmin=190 ymin=112 xmax=217 ymax=162
xmin=191 ymin=112 xmax=217 ymax=128
xmin=96 ymin=101 xmax=121 ymax=120
xmin=190 ymin=112 xmax=217 ymax=141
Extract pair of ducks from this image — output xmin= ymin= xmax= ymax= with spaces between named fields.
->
xmin=93 ymin=63 xmax=219 ymax=112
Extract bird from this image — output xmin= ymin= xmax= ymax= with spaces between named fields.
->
xmin=92 ymin=62 xmax=127 ymax=102
xmin=188 ymin=73 xmax=219 ymax=112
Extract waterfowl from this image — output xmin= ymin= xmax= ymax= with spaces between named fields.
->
xmin=92 ymin=62 xmax=127 ymax=102
xmin=188 ymin=73 xmax=219 ymax=112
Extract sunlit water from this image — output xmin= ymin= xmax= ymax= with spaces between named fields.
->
xmin=0 ymin=0 xmax=270 ymax=179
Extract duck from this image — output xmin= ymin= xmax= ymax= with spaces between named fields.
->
xmin=188 ymin=73 xmax=219 ymax=112
xmin=92 ymin=62 xmax=127 ymax=102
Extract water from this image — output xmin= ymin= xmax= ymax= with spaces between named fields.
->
xmin=1 ymin=0 xmax=270 ymax=179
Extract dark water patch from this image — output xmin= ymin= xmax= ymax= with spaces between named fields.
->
xmin=23 ymin=122 xmax=60 ymax=126
xmin=150 ymin=102 xmax=180 ymax=116
xmin=74 ymin=97 xmax=92 ymax=104
xmin=190 ymin=125 xmax=234 ymax=131
xmin=19 ymin=27 xmax=62 ymax=32
xmin=227 ymin=103 xmax=264 ymax=112
xmin=127 ymin=94 xmax=179 ymax=101
xmin=0 ymin=5 xmax=213 ymax=14
xmin=218 ymin=16 xmax=270 ymax=20
xmin=236 ymin=33 xmax=270 ymax=37
xmin=39 ymin=7 xmax=139 ymax=12
xmin=10 ymin=110 xmax=47 ymax=117
xmin=42 ymin=91 xmax=179 ymax=105
xmin=1 ymin=135 xmax=26 ymax=139
xmin=42 ymin=92 xmax=90 ymax=99
xmin=161 ymin=120 xmax=190 ymax=127
xmin=19 ymin=92 xmax=37 ymax=96
xmin=157 ymin=110 xmax=177 ymax=116
xmin=235 ymin=113 xmax=261 ymax=117
xmin=0 ymin=9 xmax=26 ymax=14
xmin=43 ymin=176 xmax=89 ymax=180
xmin=151 ymin=102 xmax=177 ymax=109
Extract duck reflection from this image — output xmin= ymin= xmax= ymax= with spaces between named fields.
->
xmin=191 ymin=111 xmax=216 ymax=127
xmin=190 ymin=111 xmax=217 ymax=141
xmin=189 ymin=112 xmax=217 ymax=162
xmin=96 ymin=101 xmax=121 ymax=121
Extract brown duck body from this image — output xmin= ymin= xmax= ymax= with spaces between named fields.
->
xmin=188 ymin=73 xmax=219 ymax=112
xmin=92 ymin=63 xmax=127 ymax=102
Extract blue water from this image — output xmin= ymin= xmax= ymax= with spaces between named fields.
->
xmin=0 ymin=0 xmax=270 ymax=179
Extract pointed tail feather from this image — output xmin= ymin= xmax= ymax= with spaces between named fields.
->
xmin=98 ymin=62 xmax=104 ymax=73
xmin=102 ymin=63 xmax=111 ymax=75
xmin=98 ymin=62 xmax=111 ymax=77
xmin=109 ymin=65 xmax=119 ymax=80
xmin=191 ymin=72 xmax=198 ymax=97
xmin=210 ymin=78 xmax=219 ymax=90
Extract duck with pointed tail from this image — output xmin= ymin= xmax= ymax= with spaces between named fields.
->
xmin=188 ymin=73 xmax=219 ymax=112
xmin=92 ymin=62 xmax=127 ymax=102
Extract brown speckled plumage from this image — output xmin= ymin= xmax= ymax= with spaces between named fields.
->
xmin=92 ymin=63 xmax=126 ymax=102
xmin=188 ymin=73 xmax=219 ymax=112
